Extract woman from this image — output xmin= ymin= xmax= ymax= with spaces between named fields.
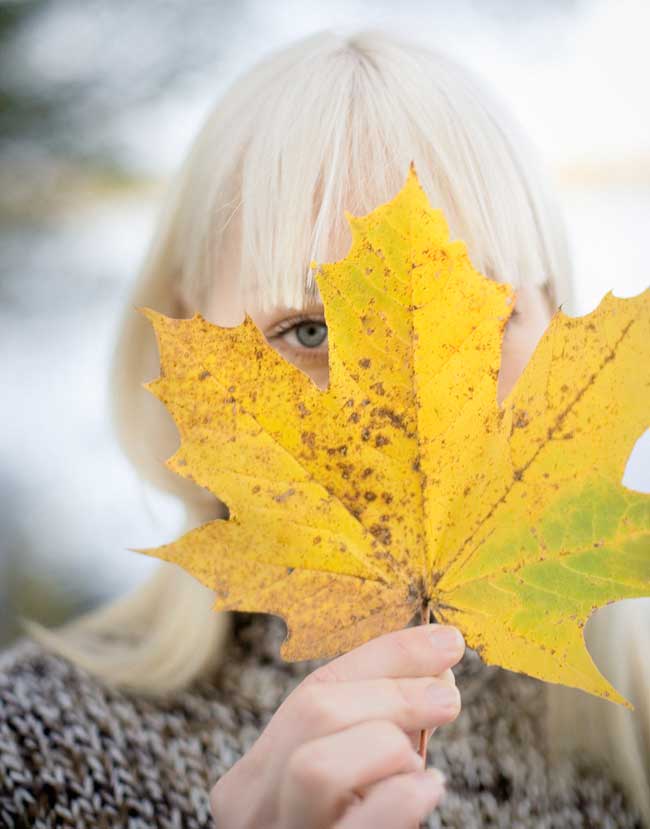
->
xmin=1 ymin=28 xmax=648 ymax=828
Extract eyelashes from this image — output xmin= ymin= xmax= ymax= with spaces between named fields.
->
xmin=267 ymin=315 xmax=328 ymax=353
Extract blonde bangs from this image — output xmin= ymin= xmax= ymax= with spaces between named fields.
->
xmin=175 ymin=29 xmax=571 ymax=318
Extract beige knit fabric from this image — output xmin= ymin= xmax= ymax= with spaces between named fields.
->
xmin=0 ymin=611 xmax=643 ymax=828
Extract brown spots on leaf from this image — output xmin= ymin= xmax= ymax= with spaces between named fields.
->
xmin=513 ymin=409 xmax=529 ymax=429
xmin=338 ymin=463 xmax=354 ymax=480
xmin=361 ymin=428 xmax=371 ymax=442
xmin=370 ymin=381 xmax=386 ymax=396
xmin=286 ymin=567 xmax=295 ymax=574
xmin=361 ymin=467 xmax=373 ymax=479
xmin=348 ymin=412 xmax=360 ymax=423
xmin=327 ymin=444 xmax=348 ymax=456
xmin=297 ymin=401 xmax=311 ymax=417
xmin=252 ymin=484 xmax=261 ymax=494
xmin=359 ymin=358 xmax=371 ymax=369
xmin=313 ymin=535 xmax=322 ymax=545
xmin=372 ymin=406 xmax=405 ymax=430
xmin=374 ymin=434 xmax=390 ymax=447
xmin=381 ymin=492 xmax=393 ymax=504
xmin=273 ymin=487 xmax=296 ymax=503
xmin=412 ymin=458 xmax=421 ymax=472
xmin=364 ymin=491 xmax=377 ymax=502
xmin=370 ymin=524 xmax=392 ymax=546
xmin=301 ymin=431 xmax=316 ymax=448
xmin=198 ymin=370 xmax=211 ymax=381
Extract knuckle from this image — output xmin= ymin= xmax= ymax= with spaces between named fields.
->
xmin=293 ymin=683 xmax=342 ymax=731
xmin=390 ymin=677 xmax=419 ymax=719
xmin=400 ymin=773 xmax=444 ymax=816
xmin=391 ymin=628 xmax=421 ymax=665
xmin=372 ymin=719 xmax=414 ymax=765
xmin=287 ymin=743 xmax=333 ymax=792
xmin=378 ymin=776 xmax=427 ymax=821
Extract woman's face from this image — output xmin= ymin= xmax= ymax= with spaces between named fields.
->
xmin=202 ymin=277 xmax=553 ymax=405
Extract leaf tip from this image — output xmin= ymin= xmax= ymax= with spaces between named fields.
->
xmin=141 ymin=377 xmax=162 ymax=398
xmin=136 ymin=305 xmax=166 ymax=324
xmin=127 ymin=545 xmax=153 ymax=557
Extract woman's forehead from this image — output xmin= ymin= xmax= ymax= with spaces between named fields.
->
xmin=202 ymin=263 xmax=324 ymax=327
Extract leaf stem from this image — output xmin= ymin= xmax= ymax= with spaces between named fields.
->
xmin=417 ymin=598 xmax=432 ymax=765
xmin=415 ymin=598 xmax=433 ymax=829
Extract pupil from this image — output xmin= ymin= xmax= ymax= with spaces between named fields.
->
xmin=296 ymin=321 xmax=327 ymax=348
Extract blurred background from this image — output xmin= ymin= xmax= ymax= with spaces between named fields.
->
xmin=1 ymin=0 xmax=648 ymax=645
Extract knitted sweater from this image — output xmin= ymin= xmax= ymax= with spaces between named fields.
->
xmin=0 ymin=612 xmax=643 ymax=828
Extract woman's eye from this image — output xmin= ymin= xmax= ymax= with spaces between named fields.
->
xmin=280 ymin=320 xmax=328 ymax=349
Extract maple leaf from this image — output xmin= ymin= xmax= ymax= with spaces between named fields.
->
xmin=139 ymin=162 xmax=650 ymax=708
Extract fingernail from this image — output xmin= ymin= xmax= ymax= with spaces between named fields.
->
xmin=429 ymin=624 xmax=464 ymax=652
xmin=416 ymin=768 xmax=446 ymax=796
xmin=426 ymin=683 xmax=460 ymax=710
xmin=426 ymin=769 xmax=447 ymax=792
xmin=427 ymin=768 xmax=446 ymax=788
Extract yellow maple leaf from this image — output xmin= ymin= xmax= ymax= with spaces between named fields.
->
xmin=139 ymin=162 xmax=650 ymax=708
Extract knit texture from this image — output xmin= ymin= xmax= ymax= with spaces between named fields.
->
xmin=0 ymin=612 xmax=643 ymax=828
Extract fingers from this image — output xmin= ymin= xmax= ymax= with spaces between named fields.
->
xmin=307 ymin=623 xmax=465 ymax=683
xmin=278 ymin=719 xmax=425 ymax=829
xmin=333 ymin=769 xmax=446 ymax=829
xmin=278 ymin=675 xmax=460 ymax=751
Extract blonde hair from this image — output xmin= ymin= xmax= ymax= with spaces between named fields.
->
xmin=27 ymin=28 xmax=649 ymax=824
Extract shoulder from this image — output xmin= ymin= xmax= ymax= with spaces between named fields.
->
xmin=0 ymin=636 xmax=250 ymax=828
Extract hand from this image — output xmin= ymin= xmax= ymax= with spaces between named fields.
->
xmin=209 ymin=622 xmax=465 ymax=828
